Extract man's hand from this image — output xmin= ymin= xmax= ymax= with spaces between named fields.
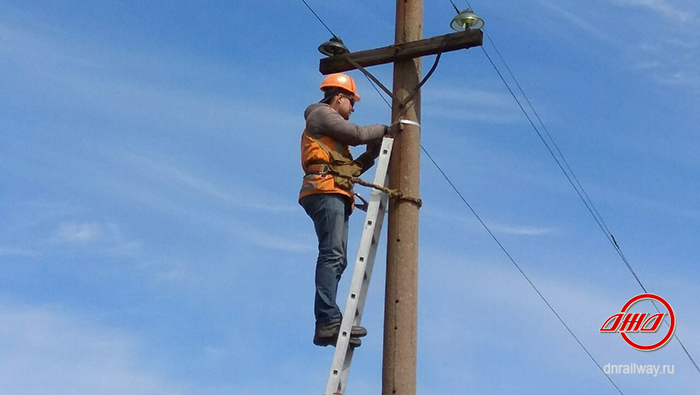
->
xmin=354 ymin=193 xmax=369 ymax=212
xmin=366 ymin=141 xmax=381 ymax=159
xmin=386 ymin=121 xmax=406 ymax=136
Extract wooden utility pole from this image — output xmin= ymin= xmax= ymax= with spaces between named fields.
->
xmin=319 ymin=4 xmax=482 ymax=395
xmin=383 ymin=1 xmax=422 ymax=395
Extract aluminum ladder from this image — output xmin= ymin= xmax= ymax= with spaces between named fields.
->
xmin=324 ymin=136 xmax=394 ymax=395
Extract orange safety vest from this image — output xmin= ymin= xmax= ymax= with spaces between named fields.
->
xmin=299 ymin=131 xmax=361 ymax=202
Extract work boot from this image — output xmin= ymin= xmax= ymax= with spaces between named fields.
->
xmin=313 ymin=322 xmax=363 ymax=347
xmin=313 ymin=333 xmax=362 ymax=348
xmin=350 ymin=325 xmax=367 ymax=338
xmin=315 ymin=322 xmax=368 ymax=338
xmin=313 ymin=322 xmax=340 ymax=346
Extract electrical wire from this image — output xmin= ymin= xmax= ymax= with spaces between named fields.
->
xmin=480 ymin=44 xmax=700 ymax=376
xmin=420 ymin=146 xmax=624 ymax=395
xmin=461 ymin=0 xmax=700 ymax=375
xmin=365 ymin=73 xmax=393 ymax=108
xmin=481 ymin=35 xmax=646 ymax=293
xmin=360 ymin=49 xmax=625 ymax=395
xmin=298 ymin=0 xmax=393 ymax=109
xmin=300 ymin=0 xmax=339 ymax=39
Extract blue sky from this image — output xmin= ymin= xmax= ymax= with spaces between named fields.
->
xmin=1 ymin=0 xmax=699 ymax=394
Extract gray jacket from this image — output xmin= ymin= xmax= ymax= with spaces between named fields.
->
xmin=304 ymin=103 xmax=386 ymax=145
xmin=304 ymin=103 xmax=386 ymax=172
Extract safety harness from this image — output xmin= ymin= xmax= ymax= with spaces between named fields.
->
xmin=304 ymin=133 xmax=423 ymax=208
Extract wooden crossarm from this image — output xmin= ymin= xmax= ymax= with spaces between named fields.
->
xmin=319 ymin=29 xmax=483 ymax=75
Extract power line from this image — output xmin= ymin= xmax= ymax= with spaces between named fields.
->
xmin=420 ymin=145 xmax=624 ymax=395
xmin=483 ymin=32 xmax=613 ymax=234
xmin=298 ymin=0 xmax=393 ymax=109
xmin=466 ymin=1 xmax=700 ymax=374
xmin=477 ymin=43 xmax=650 ymax=292
xmin=479 ymin=34 xmax=646 ymax=291
xmin=299 ymin=0 xmax=338 ymax=39
xmin=359 ymin=52 xmax=624 ymax=395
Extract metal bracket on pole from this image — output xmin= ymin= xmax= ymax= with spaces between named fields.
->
xmin=399 ymin=119 xmax=421 ymax=128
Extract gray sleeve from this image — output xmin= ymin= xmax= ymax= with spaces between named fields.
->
xmin=306 ymin=106 xmax=386 ymax=146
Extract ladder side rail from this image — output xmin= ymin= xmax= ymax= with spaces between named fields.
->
xmin=324 ymin=194 xmax=380 ymax=395
xmin=324 ymin=137 xmax=394 ymax=395
xmin=336 ymin=192 xmax=389 ymax=395
xmin=352 ymin=192 xmax=388 ymax=322
xmin=331 ymin=192 xmax=388 ymax=395
xmin=348 ymin=137 xmax=393 ymax=326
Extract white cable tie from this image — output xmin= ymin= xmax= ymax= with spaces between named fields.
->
xmin=399 ymin=119 xmax=421 ymax=128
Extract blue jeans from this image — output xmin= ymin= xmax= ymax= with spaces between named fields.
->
xmin=299 ymin=193 xmax=351 ymax=330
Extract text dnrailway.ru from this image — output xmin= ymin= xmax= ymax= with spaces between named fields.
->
xmin=604 ymin=363 xmax=675 ymax=376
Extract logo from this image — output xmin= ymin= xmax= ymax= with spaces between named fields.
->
xmin=600 ymin=293 xmax=676 ymax=351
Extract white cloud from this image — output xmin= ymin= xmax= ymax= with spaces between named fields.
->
xmin=652 ymin=69 xmax=700 ymax=86
xmin=50 ymin=221 xmax=141 ymax=256
xmin=531 ymin=0 xmax=700 ymax=89
xmin=53 ymin=222 xmax=101 ymax=243
xmin=0 ymin=19 xmax=301 ymax=145
xmin=632 ymin=38 xmax=700 ymax=87
xmin=530 ymin=0 xmax=624 ymax=46
xmin=417 ymin=251 xmax=700 ymax=393
xmin=90 ymin=153 xmax=315 ymax=254
xmin=613 ymin=0 xmax=695 ymax=23
xmin=118 ymin=154 xmax=297 ymax=214
xmin=0 ymin=247 xmax=39 ymax=257
xmin=423 ymin=207 xmax=554 ymax=237
xmin=230 ymin=223 xmax=317 ymax=253
xmin=423 ymin=86 xmax=525 ymax=124
xmin=0 ymin=303 xmax=188 ymax=395
xmin=489 ymin=223 xmax=553 ymax=236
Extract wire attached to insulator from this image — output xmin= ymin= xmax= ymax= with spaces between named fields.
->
xmin=300 ymin=0 xmax=340 ymax=40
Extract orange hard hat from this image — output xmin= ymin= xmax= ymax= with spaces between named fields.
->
xmin=320 ymin=73 xmax=361 ymax=102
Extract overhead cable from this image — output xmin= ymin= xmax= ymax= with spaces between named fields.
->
xmin=300 ymin=0 xmax=339 ymax=39
xmin=465 ymin=0 xmax=700 ymax=374
xmin=297 ymin=0 xmax=394 ymax=109
xmin=420 ymin=145 xmax=625 ymax=395
xmin=358 ymin=40 xmax=624 ymax=395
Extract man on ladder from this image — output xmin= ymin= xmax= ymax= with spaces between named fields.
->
xmin=299 ymin=73 xmax=389 ymax=347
